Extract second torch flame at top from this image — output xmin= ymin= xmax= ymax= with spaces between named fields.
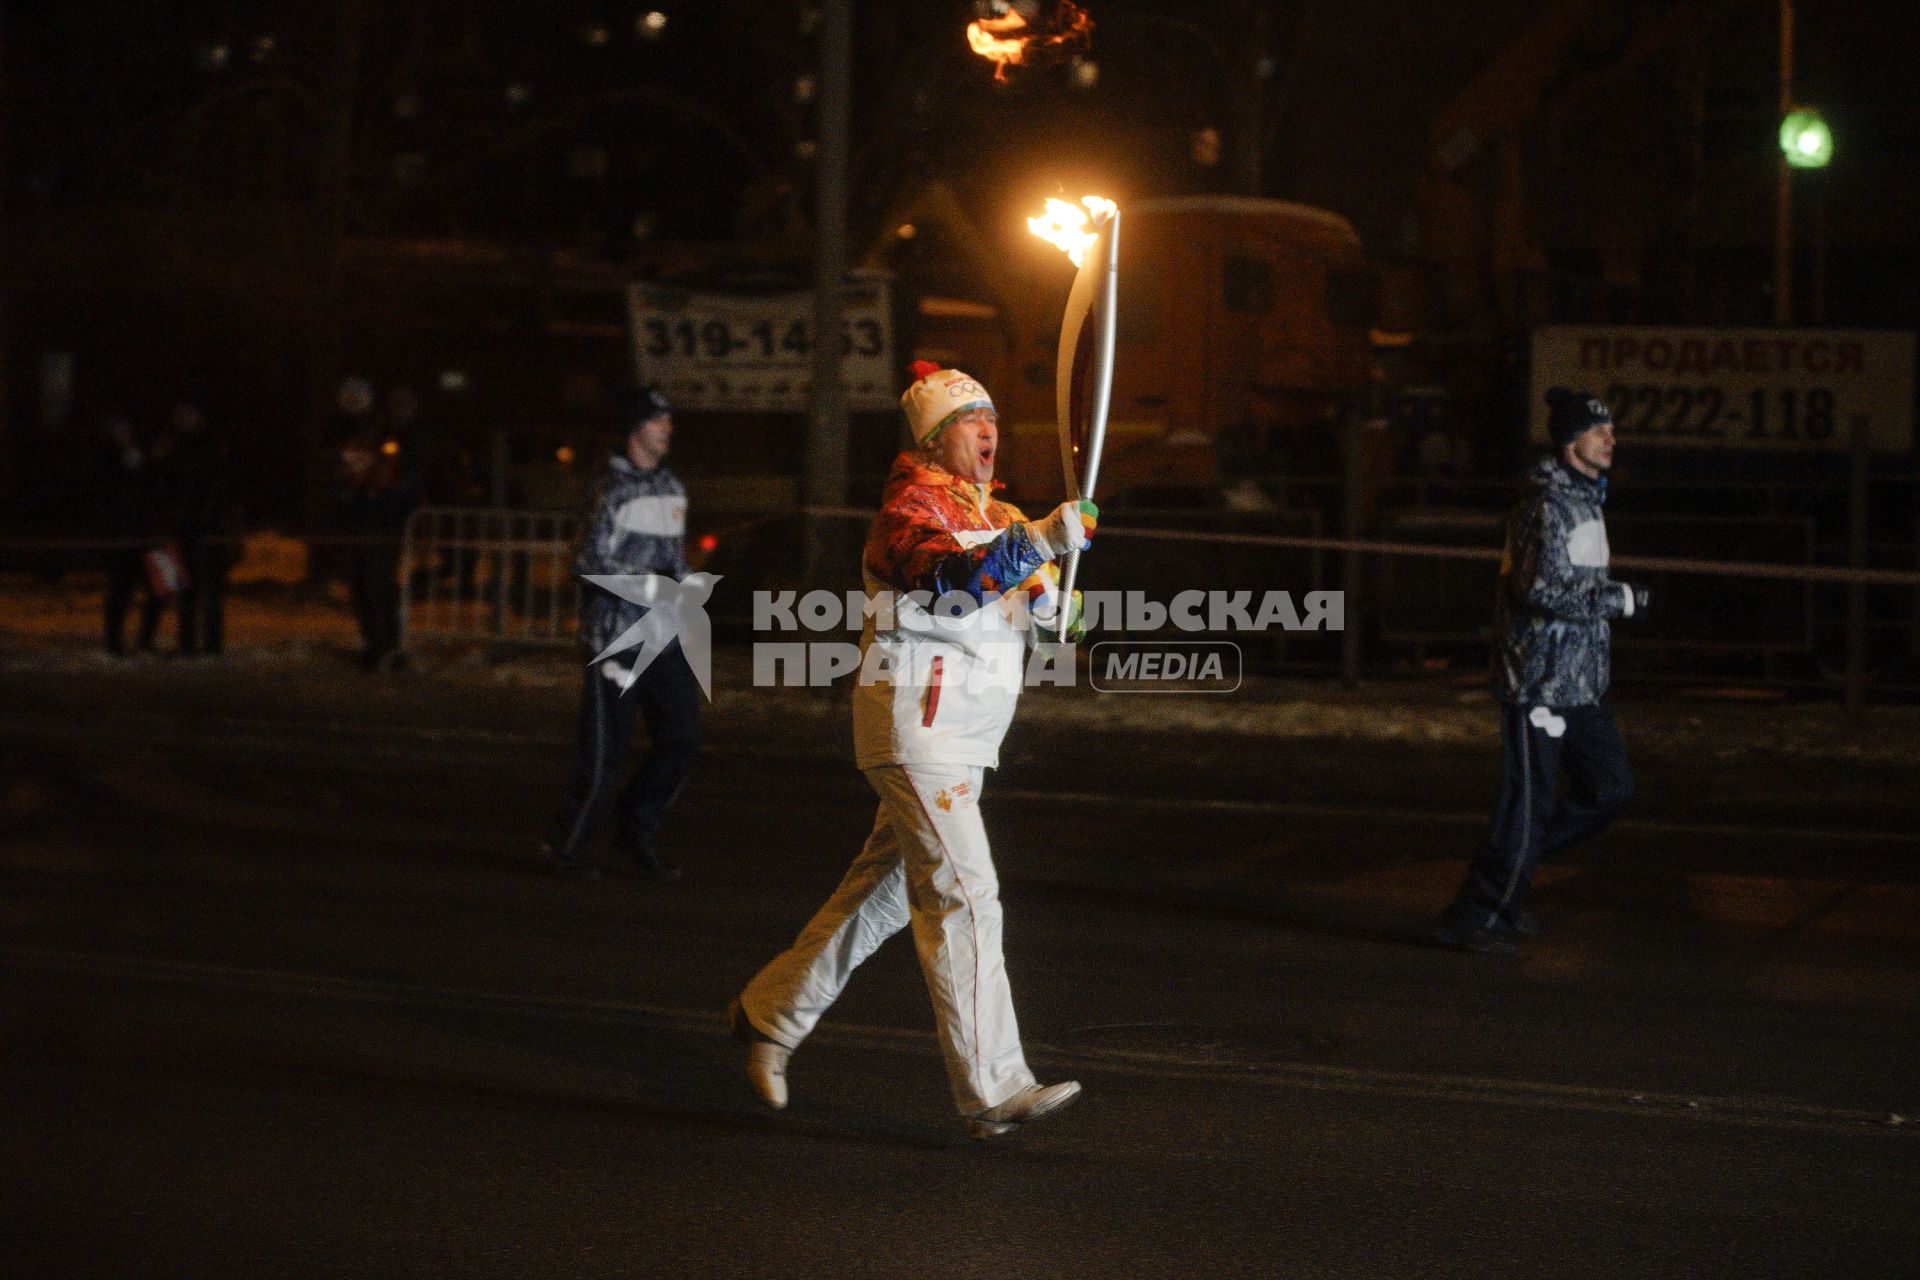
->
xmin=966 ymin=12 xmax=1032 ymax=68
xmin=1027 ymin=195 xmax=1118 ymax=268
xmin=965 ymin=2 xmax=1094 ymax=82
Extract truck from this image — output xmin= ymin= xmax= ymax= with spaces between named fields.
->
xmin=878 ymin=188 xmax=1378 ymax=508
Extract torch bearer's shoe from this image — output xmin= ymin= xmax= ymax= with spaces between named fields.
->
xmin=726 ymin=998 xmax=790 ymax=1111
xmin=965 ymin=1080 xmax=1083 ymax=1140
xmin=1426 ymin=915 xmax=1519 ymax=957
xmin=619 ymin=842 xmax=682 ymax=882
xmin=534 ymin=841 xmax=599 ymax=881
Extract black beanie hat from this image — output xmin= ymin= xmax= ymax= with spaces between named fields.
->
xmin=1545 ymin=387 xmax=1612 ymax=448
xmin=615 ymin=386 xmax=672 ymax=431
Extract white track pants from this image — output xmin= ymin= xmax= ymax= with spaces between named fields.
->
xmin=738 ymin=763 xmax=1037 ymax=1115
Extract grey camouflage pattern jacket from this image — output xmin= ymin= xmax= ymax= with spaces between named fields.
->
xmin=575 ymin=456 xmax=689 ymax=654
xmin=1494 ymin=458 xmax=1635 ymax=707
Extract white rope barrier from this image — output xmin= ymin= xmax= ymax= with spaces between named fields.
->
xmin=7 ymin=507 xmax=1917 ymax=590
xmin=795 ymin=505 xmax=1920 ymax=590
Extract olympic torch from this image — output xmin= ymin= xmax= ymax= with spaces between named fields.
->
xmin=1028 ymin=195 xmax=1119 ymax=638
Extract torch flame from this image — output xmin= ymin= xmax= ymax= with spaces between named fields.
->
xmin=966 ymin=2 xmax=1094 ymax=82
xmin=966 ymin=12 xmax=1032 ymax=71
xmin=1027 ymin=195 xmax=1118 ymax=268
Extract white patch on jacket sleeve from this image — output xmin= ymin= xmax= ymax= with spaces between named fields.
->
xmin=614 ymin=494 xmax=686 ymax=537
xmin=1566 ymin=518 xmax=1610 ymax=568
xmin=952 ymin=528 xmax=999 ymax=549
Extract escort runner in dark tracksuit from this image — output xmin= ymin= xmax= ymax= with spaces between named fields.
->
xmin=1436 ymin=389 xmax=1650 ymax=954
xmin=544 ymin=388 xmax=700 ymax=882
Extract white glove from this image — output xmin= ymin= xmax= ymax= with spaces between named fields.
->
xmin=1026 ymin=499 xmax=1100 ymax=561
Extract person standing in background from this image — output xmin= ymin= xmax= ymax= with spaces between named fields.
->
xmin=334 ymin=382 xmax=418 ymax=671
xmin=96 ymin=411 xmax=162 ymax=655
xmin=159 ymin=403 xmax=233 ymax=656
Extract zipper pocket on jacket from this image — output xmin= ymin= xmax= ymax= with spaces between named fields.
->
xmin=922 ymin=656 xmax=943 ymax=727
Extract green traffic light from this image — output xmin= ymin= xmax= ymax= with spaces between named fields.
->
xmin=1779 ymin=107 xmax=1833 ymax=169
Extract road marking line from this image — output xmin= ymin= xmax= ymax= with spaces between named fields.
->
xmin=989 ymin=788 xmax=1920 ymax=849
xmin=6 ymin=945 xmax=1911 ymax=1141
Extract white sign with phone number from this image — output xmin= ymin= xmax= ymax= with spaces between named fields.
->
xmin=1531 ymin=325 xmax=1915 ymax=452
xmin=627 ymin=278 xmax=894 ymax=413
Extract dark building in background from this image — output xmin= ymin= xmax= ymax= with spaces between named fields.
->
xmin=1 ymin=0 xmax=1914 ymax=531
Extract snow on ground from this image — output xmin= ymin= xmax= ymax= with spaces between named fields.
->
xmin=6 ymin=574 xmax=1920 ymax=764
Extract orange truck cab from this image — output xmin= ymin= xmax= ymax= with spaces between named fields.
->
xmin=984 ymin=196 xmax=1376 ymax=507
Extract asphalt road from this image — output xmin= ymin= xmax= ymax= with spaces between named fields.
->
xmin=3 ymin=663 xmax=1918 ymax=1279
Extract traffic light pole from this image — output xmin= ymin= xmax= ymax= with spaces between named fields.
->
xmin=1772 ymin=0 xmax=1793 ymax=325
xmin=805 ymin=0 xmax=852 ymax=592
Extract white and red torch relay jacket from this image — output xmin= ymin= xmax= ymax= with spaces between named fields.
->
xmin=852 ymin=453 xmax=1058 ymax=772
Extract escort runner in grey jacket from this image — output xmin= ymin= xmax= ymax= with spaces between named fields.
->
xmin=545 ymin=414 xmax=700 ymax=883
xmin=1495 ymin=457 xmax=1638 ymax=707
xmin=1438 ymin=394 xmax=1642 ymax=953
xmin=575 ymin=455 xmax=689 ymax=655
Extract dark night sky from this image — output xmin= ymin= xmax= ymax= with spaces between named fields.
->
xmin=8 ymin=1 xmax=1914 ymax=260
xmin=2 ymin=0 xmax=1916 ymax=526
xmin=5 ymin=0 xmax=1918 ymax=426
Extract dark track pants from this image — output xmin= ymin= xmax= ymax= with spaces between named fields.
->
xmin=347 ymin=543 xmax=403 ymax=663
xmin=550 ymin=646 xmax=702 ymax=864
xmin=1448 ymin=701 xmax=1633 ymax=934
xmin=175 ymin=539 xmax=227 ymax=655
xmin=105 ymin=549 xmax=161 ymax=653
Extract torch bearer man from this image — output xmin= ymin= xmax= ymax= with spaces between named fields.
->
xmin=728 ymin=361 xmax=1098 ymax=1139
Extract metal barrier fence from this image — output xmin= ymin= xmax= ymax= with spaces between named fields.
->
xmin=786 ymin=503 xmax=1920 ymax=698
xmin=399 ymin=507 xmax=581 ymax=646
xmin=10 ymin=480 xmax=1912 ymax=697
xmin=386 ymin=496 xmax=1920 ymax=701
